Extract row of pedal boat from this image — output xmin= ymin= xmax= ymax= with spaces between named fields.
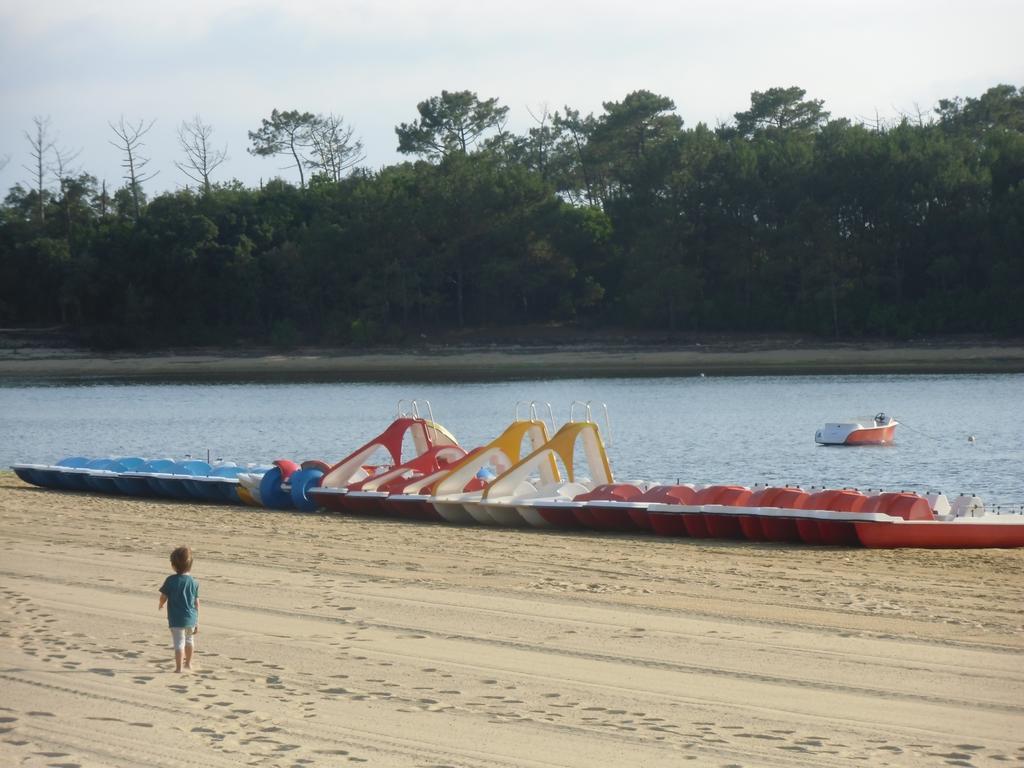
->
xmin=10 ymin=456 xmax=269 ymax=505
xmin=11 ymin=403 xmax=1024 ymax=548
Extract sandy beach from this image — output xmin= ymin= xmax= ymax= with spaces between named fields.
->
xmin=1 ymin=339 xmax=1023 ymax=379
xmin=1 ymin=474 xmax=1022 ymax=767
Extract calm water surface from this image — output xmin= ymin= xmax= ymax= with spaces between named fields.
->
xmin=2 ymin=375 xmax=1021 ymax=504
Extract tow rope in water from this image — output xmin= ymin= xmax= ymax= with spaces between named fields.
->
xmin=898 ymin=417 xmax=974 ymax=444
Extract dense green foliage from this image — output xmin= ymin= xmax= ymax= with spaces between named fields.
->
xmin=2 ymin=85 xmax=1022 ymax=348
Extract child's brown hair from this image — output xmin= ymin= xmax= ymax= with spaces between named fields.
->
xmin=170 ymin=546 xmax=193 ymax=574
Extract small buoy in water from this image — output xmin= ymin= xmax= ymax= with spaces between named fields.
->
xmin=967 ymin=435 xmax=976 ymax=443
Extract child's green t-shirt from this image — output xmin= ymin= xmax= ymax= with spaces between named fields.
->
xmin=160 ymin=573 xmax=199 ymax=628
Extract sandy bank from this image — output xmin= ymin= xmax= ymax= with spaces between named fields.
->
xmin=1 ymin=474 xmax=1022 ymax=766
xmin=1 ymin=340 xmax=1024 ymax=380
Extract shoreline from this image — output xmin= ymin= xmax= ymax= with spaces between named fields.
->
xmin=1 ymin=475 xmax=1022 ymax=767
xmin=2 ymin=340 xmax=1024 ymax=380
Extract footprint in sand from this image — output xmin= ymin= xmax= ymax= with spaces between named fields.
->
xmin=927 ymin=751 xmax=974 ymax=761
xmin=796 ymin=738 xmax=824 ymax=747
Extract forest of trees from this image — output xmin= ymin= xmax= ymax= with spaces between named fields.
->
xmin=1 ymin=84 xmax=1022 ymax=349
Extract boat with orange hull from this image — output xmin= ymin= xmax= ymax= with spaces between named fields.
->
xmin=855 ymin=517 xmax=1024 ymax=548
xmin=795 ymin=489 xmax=866 ymax=545
xmin=629 ymin=485 xmax=698 ymax=531
xmin=735 ymin=487 xmax=808 ymax=541
xmin=648 ymin=485 xmax=752 ymax=538
xmin=815 ymin=413 xmax=898 ymax=445
xmin=644 ymin=489 xmax=1024 ymax=548
xmin=572 ymin=484 xmax=647 ymax=531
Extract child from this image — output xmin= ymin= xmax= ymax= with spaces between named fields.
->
xmin=158 ymin=546 xmax=200 ymax=673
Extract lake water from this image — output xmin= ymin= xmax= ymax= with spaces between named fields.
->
xmin=2 ymin=374 xmax=1021 ymax=505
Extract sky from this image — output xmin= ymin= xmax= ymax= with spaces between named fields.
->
xmin=2 ymin=0 xmax=1022 ymax=196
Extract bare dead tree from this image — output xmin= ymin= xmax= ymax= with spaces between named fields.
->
xmin=853 ymin=109 xmax=890 ymax=134
xmin=911 ymin=102 xmax=930 ymax=128
xmin=51 ymin=144 xmax=83 ymax=238
xmin=108 ymin=116 xmax=158 ymax=217
xmin=890 ymin=102 xmax=933 ymax=130
xmin=51 ymin=143 xmax=81 ymax=180
xmin=526 ymin=103 xmax=554 ymax=177
xmin=23 ymin=115 xmax=55 ymax=223
xmin=175 ymin=115 xmax=228 ymax=193
xmin=307 ymin=113 xmax=364 ymax=182
xmin=489 ymin=112 xmax=515 ymax=163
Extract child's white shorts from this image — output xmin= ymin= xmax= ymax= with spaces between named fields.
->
xmin=170 ymin=627 xmax=197 ymax=652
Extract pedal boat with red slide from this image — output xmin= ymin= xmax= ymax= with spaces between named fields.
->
xmin=331 ymin=444 xmax=467 ymax=516
xmin=307 ymin=402 xmax=460 ymax=513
